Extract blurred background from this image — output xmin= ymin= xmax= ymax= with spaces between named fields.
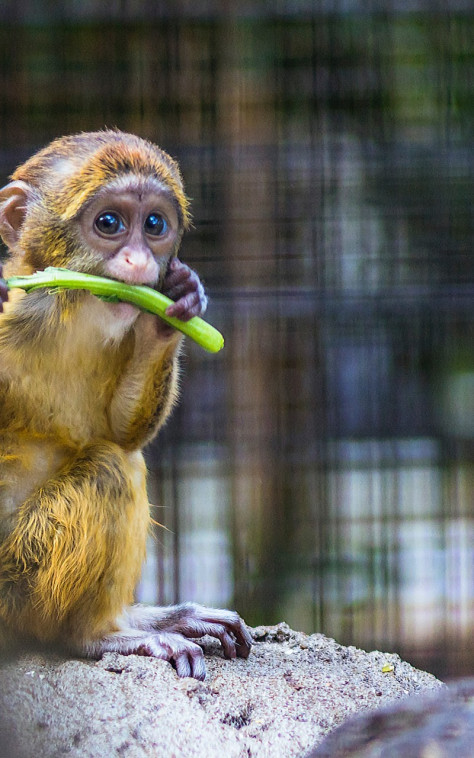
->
xmin=0 ymin=1 xmax=472 ymax=681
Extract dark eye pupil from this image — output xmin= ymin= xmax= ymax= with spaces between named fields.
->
xmin=145 ymin=214 xmax=166 ymax=236
xmin=96 ymin=213 xmax=121 ymax=234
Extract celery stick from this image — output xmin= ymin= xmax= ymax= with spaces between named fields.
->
xmin=7 ymin=267 xmax=224 ymax=354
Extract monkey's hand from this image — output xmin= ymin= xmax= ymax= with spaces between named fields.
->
xmin=162 ymin=258 xmax=208 ymax=321
xmin=0 ymin=263 xmax=8 ymax=312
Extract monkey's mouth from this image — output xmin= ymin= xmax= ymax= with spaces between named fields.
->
xmin=97 ymin=273 xmax=160 ymax=291
xmin=103 ymin=265 xmax=166 ymax=291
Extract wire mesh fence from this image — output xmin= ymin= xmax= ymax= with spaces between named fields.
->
xmin=0 ymin=6 xmax=472 ymax=678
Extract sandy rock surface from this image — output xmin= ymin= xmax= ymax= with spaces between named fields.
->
xmin=0 ymin=623 xmax=442 ymax=758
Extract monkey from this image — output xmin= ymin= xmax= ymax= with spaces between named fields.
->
xmin=0 ymin=130 xmax=252 ymax=680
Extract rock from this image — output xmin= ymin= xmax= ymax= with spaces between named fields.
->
xmin=309 ymin=677 xmax=474 ymax=758
xmin=0 ymin=623 xmax=442 ymax=758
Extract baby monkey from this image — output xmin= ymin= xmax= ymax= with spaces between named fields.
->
xmin=0 ymin=130 xmax=252 ymax=679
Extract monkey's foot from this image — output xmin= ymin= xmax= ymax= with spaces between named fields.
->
xmin=127 ymin=602 xmax=253 ymax=663
xmin=83 ymin=629 xmax=209 ymax=680
xmin=135 ymin=631 xmax=208 ymax=680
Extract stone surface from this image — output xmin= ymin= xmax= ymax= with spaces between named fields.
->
xmin=0 ymin=623 xmax=443 ymax=758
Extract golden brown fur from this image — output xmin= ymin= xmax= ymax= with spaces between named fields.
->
xmin=0 ymin=131 xmax=251 ymax=678
xmin=0 ymin=285 xmax=180 ymax=648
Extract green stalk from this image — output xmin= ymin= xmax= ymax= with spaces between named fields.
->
xmin=7 ymin=267 xmax=224 ymax=354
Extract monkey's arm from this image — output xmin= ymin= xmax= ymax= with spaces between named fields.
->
xmin=108 ymin=319 xmax=182 ymax=448
xmin=108 ymin=259 xmax=207 ymax=448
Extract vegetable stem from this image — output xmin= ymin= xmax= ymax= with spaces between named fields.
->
xmin=7 ymin=267 xmax=224 ymax=354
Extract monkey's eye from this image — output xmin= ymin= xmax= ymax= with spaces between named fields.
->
xmin=94 ymin=212 xmax=125 ymax=235
xmin=144 ymin=213 xmax=167 ymax=237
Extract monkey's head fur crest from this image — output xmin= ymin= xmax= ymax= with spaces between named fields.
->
xmin=12 ymin=130 xmax=191 ymax=228
xmin=2 ymin=130 xmax=191 ymax=273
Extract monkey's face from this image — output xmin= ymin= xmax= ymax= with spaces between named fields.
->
xmin=0 ymin=132 xmax=190 ymax=291
xmin=77 ymin=177 xmax=180 ymax=289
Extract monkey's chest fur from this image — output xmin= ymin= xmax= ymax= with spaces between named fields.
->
xmin=0 ymin=304 xmax=154 ymax=646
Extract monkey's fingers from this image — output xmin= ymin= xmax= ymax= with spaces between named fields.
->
xmin=165 ymin=257 xmax=192 ymax=284
xmin=163 ymin=261 xmax=208 ymax=318
xmin=174 ymin=649 xmax=207 ymax=680
xmin=164 ymin=260 xmax=193 ymax=294
xmin=165 ymin=290 xmax=206 ymax=321
xmin=161 ymin=634 xmax=207 ymax=680
xmin=173 ymin=607 xmax=253 ymax=660
xmin=181 ymin=621 xmax=245 ymax=660
xmin=137 ymin=632 xmax=207 ymax=680
xmin=201 ymin=610 xmax=253 ymax=659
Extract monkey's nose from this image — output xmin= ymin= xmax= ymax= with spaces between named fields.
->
xmin=108 ymin=245 xmax=159 ymax=286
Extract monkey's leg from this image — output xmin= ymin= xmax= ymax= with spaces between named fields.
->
xmin=84 ymin=626 xmax=210 ymax=680
xmin=0 ymin=443 xmax=238 ymax=679
xmin=84 ymin=603 xmax=252 ymax=680
xmin=0 ymin=442 xmax=149 ymax=647
xmin=90 ymin=602 xmax=253 ymax=680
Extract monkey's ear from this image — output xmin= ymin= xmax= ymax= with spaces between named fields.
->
xmin=0 ymin=180 xmax=31 ymax=246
